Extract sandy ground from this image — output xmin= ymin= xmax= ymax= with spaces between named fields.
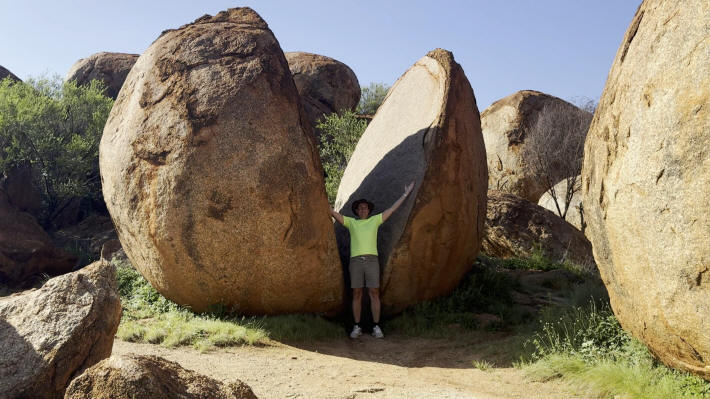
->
xmin=113 ymin=332 xmax=581 ymax=399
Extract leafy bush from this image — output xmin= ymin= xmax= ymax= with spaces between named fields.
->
xmin=315 ymin=110 xmax=366 ymax=203
xmin=0 ymin=76 xmax=113 ymax=223
xmin=356 ymin=82 xmax=389 ymax=115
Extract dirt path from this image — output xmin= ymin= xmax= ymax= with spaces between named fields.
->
xmin=113 ymin=332 xmax=580 ymax=399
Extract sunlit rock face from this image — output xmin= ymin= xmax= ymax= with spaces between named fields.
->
xmin=335 ymin=49 xmax=487 ymax=314
xmin=100 ymin=8 xmax=342 ymax=315
xmin=582 ymin=0 xmax=710 ymax=381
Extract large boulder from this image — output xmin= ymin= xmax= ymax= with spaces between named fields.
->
xmin=582 ymin=0 xmax=710 ymax=380
xmin=65 ymin=52 xmax=138 ymax=99
xmin=0 ymin=261 xmax=121 ymax=398
xmin=0 ymin=65 xmax=21 ymax=82
xmin=483 ymin=191 xmax=594 ymax=268
xmin=0 ymin=188 xmax=76 ymax=284
xmin=481 ymin=90 xmax=592 ymax=202
xmin=334 ymin=49 xmax=487 ymax=314
xmin=285 ymin=51 xmax=360 ymax=133
xmin=538 ymin=176 xmax=585 ymax=233
xmin=100 ymin=8 xmax=342 ymax=315
xmin=65 ymin=354 xmax=257 ymax=399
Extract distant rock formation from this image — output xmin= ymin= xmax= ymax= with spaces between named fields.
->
xmin=335 ymin=49 xmax=487 ymax=314
xmin=285 ymin=52 xmax=360 ymax=136
xmin=0 ymin=261 xmax=121 ymax=398
xmin=65 ymin=354 xmax=257 ymax=399
xmin=582 ymin=0 xmax=710 ymax=381
xmin=483 ymin=191 xmax=594 ymax=268
xmin=481 ymin=90 xmax=591 ymax=202
xmin=0 ymin=65 xmax=21 ymax=82
xmin=100 ymin=8 xmax=342 ymax=314
xmin=65 ymin=52 xmax=138 ymax=99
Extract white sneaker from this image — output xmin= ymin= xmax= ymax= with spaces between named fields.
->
xmin=372 ymin=325 xmax=384 ymax=339
xmin=350 ymin=325 xmax=362 ymax=339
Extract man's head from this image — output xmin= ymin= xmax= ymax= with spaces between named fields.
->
xmin=351 ymin=199 xmax=374 ymax=219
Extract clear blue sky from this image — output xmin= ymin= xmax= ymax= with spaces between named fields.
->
xmin=1 ymin=1 xmax=640 ymax=110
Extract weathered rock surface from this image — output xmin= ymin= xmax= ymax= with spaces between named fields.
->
xmin=0 ymin=65 xmax=21 ymax=82
xmin=285 ymin=52 xmax=360 ymax=132
xmin=582 ymin=0 xmax=710 ymax=380
xmin=100 ymin=8 xmax=342 ymax=314
xmin=483 ymin=191 xmax=594 ymax=268
xmin=2 ymin=163 xmax=42 ymax=216
xmin=0 ymin=261 xmax=121 ymax=398
xmin=538 ymin=176 xmax=584 ymax=232
xmin=481 ymin=90 xmax=591 ymax=202
xmin=65 ymin=354 xmax=257 ymax=399
xmin=0 ymin=188 xmax=76 ymax=284
xmin=65 ymin=52 xmax=138 ymax=99
xmin=334 ymin=49 xmax=487 ymax=314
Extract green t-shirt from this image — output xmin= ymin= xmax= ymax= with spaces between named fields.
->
xmin=343 ymin=213 xmax=383 ymax=257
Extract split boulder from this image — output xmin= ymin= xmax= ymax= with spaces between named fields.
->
xmin=65 ymin=52 xmax=138 ymax=99
xmin=100 ymin=8 xmax=342 ymax=314
xmin=65 ymin=354 xmax=257 ymax=399
xmin=334 ymin=49 xmax=487 ymax=314
xmin=285 ymin=52 xmax=360 ymax=133
xmin=0 ymin=261 xmax=121 ymax=398
xmin=481 ymin=90 xmax=591 ymax=202
xmin=582 ymin=0 xmax=710 ymax=380
xmin=483 ymin=191 xmax=594 ymax=268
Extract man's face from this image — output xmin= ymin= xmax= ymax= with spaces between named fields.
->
xmin=356 ymin=203 xmax=370 ymax=219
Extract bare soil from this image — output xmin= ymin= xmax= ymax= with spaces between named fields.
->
xmin=113 ymin=331 xmax=581 ymax=399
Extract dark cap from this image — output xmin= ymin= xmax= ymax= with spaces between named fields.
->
xmin=351 ymin=199 xmax=374 ymax=215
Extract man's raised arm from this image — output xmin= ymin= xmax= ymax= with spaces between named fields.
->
xmin=382 ymin=182 xmax=414 ymax=222
xmin=330 ymin=208 xmax=345 ymax=225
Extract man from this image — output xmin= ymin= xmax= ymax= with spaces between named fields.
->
xmin=330 ymin=182 xmax=414 ymax=339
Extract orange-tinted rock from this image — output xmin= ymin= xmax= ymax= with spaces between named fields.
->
xmin=335 ymin=49 xmax=487 ymax=314
xmin=582 ymin=0 xmax=710 ymax=380
xmin=100 ymin=8 xmax=342 ymax=314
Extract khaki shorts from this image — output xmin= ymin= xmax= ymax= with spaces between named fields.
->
xmin=349 ymin=255 xmax=380 ymax=288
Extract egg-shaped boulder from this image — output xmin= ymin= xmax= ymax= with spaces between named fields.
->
xmin=582 ymin=0 xmax=710 ymax=380
xmin=334 ymin=49 xmax=487 ymax=314
xmin=100 ymin=8 xmax=342 ymax=315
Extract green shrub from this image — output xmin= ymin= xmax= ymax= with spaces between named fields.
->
xmin=0 ymin=76 xmax=113 ymax=223
xmin=356 ymin=82 xmax=390 ymax=115
xmin=315 ymin=110 xmax=366 ymax=203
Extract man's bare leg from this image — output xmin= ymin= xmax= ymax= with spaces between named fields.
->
xmin=352 ymin=288 xmax=363 ymax=324
xmin=368 ymin=287 xmax=380 ymax=324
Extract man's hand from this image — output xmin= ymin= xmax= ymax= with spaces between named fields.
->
xmin=383 ymin=181 xmax=415 ymax=222
xmin=330 ymin=208 xmax=344 ymax=225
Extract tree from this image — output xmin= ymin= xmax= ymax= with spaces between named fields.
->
xmin=315 ymin=110 xmax=367 ymax=204
xmin=0 ymin=76 xmax=114 ymax=224
xmin=521 ymin=97 xmax=594 ymax=229
xmin=356 ymin=82 xmax=390 ymax=115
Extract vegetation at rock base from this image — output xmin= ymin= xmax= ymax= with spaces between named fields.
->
xmin=315 ymin=110 xmax=366 ymax=203
xmin=0 ymin=75 xmax=113 ymax=225
xmin=114 ymin=256 xmax=341 ymax=350
xmin=356 ymin=82 xmax=390 ymax=115
xmin=114 ymin=251 xmax=710 ymax=396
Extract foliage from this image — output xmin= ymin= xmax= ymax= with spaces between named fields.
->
xmin=356 ymin=82 xmax=390 ymax=115
xmin=521 ymin=301 xmax=710 ymax=398
xmin=388 ymin=255 xmax=524 ymax=336
xmin=0 ymin=76 xmax=113 ymax=224
xmin=315 ymin=110 xmax=367 ymax=203
xmin=114 ymin=257 xmax=341 ymax=349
